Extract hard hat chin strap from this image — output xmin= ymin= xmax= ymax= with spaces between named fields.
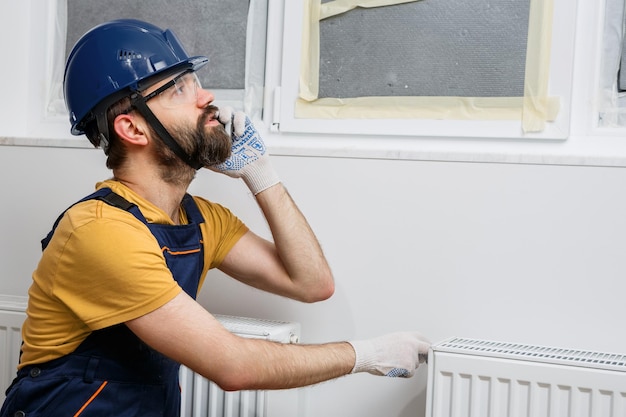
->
xmin=95 ymin=112 xmax=111 ymax=153
xmin=130 ymin=93 xmax=203 ymax=170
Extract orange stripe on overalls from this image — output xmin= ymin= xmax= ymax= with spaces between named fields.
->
xmin=73 ymin=381 xmax=108 ymax=417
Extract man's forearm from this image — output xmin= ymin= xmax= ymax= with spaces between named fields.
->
xmin=128 ymin=292 xmax=429 ymax=393
xmin=215 ymin=337 xmax=356 ymax=391
xmin=254 ymin=183 xmax=334 ymax=302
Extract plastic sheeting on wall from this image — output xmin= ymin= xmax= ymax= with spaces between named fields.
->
xmin=297 ymin=0 xmax=560 ymax=133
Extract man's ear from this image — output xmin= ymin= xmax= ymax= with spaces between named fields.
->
xmin=113 ymin=113 xmax=149 ymax=146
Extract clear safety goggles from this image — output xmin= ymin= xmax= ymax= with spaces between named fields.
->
xmin=143 ymin=70 xmax=202 ymax=108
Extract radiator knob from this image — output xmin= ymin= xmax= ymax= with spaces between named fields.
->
xmin=289 ymin=333 xmax=299 ymax=344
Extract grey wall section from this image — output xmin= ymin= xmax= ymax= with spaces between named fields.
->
xmin=66 ymin=0 xmax=248 ymax=89
xmin=319 ymin=0 xmax=530 ymax=98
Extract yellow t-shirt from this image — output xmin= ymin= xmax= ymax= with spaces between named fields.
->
xmin=19 ymin=180 xmax=248 ymax=368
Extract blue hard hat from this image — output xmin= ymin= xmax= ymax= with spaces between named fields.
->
xmin=64 ymin=19 xmax=209 ymax=136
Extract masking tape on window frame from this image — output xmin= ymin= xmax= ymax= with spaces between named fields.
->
xmin=297 ymin=0 xmax=559 ymax=133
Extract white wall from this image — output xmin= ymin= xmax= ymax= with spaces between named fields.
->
xmin=1 ymin=1 xmax=625 ymax=417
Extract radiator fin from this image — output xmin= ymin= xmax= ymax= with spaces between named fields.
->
xmin=179 ymin=361 xmax=266 ymax=417
xmin=0 ymin=295 xmax=27 ymax=402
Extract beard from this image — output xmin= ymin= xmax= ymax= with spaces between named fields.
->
xmin=151 ymin=105 xmax=232 ymax=185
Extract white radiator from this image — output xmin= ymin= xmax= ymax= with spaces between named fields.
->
xmin=0 ymin=296 xmax=301 ymax=417
xmin=180 ymin=314 xmax=301 ymax=417
xmin=0 ymin=295 xmax=27 ymax=403
xmin=426 ymin=337 xmax=626 ymax=417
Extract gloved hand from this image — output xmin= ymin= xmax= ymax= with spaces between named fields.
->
xmin=212 ymin=107 xmax=280 ymax=195
xmin=348 ymin=332 xmax=431 ymax=377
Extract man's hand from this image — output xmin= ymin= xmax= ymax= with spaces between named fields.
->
xmin=211 ymin=107 xmax=280 ymax=195
xmin=348 ymin=332 xmax=431 ymax=377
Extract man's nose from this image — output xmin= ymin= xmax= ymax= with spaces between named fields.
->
xmin=197 ymin=87 xmax=214 ymax=107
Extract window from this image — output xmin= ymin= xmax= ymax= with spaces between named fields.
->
xmin=275 ymin=0 xmax=576 ymax=140
xmin=40 ymin=0 xmax=268 ymax=144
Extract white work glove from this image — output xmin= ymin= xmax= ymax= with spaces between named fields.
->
xmin=348 ymin=332 xmax=430 ymax=377
xmin=212 ymin=107 xmax=280 ymax=195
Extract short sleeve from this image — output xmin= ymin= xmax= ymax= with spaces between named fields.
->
xmin=49 ymin=204 xmax=181 ymax=330
xmin=194 ymin=196 xmax=249 ymax=270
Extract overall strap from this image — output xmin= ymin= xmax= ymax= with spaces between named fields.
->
xmin=180 ymin=193 xmax=204 ymax=224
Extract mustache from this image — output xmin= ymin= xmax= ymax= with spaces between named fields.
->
xmin=198 ymin=104 xmax=220 ymax=127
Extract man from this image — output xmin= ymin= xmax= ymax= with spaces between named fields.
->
xmin=1 ymin=19 xmax=430 ymax=416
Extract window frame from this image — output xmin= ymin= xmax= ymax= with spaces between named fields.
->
xmin=273 ymin=0 xmax=577 ymax=141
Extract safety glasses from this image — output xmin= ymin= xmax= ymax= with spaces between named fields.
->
xmin=143 ymin=70 xmax=202 ymax=108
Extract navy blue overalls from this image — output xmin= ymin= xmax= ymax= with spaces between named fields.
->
xmin=1 ymin=188 xmax=205 ymax=417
